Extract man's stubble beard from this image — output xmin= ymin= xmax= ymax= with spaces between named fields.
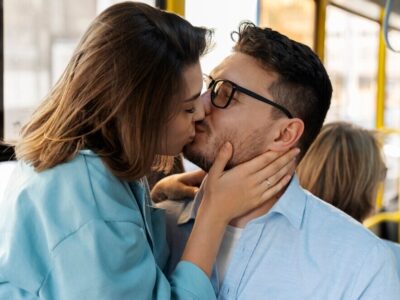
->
xmin=183 ymin=125 xmax=268 ymax=172
xmin=183 ymin=133 xmax=229 ymax=172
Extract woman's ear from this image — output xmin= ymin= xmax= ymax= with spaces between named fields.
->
xmin=269 ymin=118 xmax=304 ymax=151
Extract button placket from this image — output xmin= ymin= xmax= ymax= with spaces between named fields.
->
xmin=221 ymin=223 xmax=265 ymax=299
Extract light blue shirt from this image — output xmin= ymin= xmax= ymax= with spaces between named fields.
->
xmin=0 ymin=150 xmax=215 ymax=299
xmin=384 ymin=239 xmax=400 ymax=278
xmin=159 ymin=176 xmax=400 ymax=299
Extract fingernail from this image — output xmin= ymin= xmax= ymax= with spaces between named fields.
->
xmin=224 ymin=142 xmax=231 ymax=150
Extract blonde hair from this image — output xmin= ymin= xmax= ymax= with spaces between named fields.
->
xmin=15 ymin=2 xmax=211 ymax=181
xmin=297 ymin=122 xmax=386 ymax=222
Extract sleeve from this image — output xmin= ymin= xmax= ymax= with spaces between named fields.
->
xmin=350 ymin=241 xmax=400 ymax=299
xmin=39 ymin=219 xmax=215 ymax=300
xmin=156 ymin=200 xmax=192 ymax=277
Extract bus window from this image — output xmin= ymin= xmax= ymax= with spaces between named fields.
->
xmin=3 ymin=0 xmax=155 ymax=142
xmin=385 ymin=30 xmax=400 ymax=128
xmin=185 ymin=0 xmax=258 ymax=75
xmin=324 ymin=4 xmax=380 ymax=129
xmin=258 ymin=0 xmax=315 ymax=49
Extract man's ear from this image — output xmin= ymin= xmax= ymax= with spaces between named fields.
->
xmin=268 ymin=118 xmax=304 ymax=151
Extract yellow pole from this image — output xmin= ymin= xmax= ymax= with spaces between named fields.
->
xmin=375 ymin=183 xmax=384 ymax=210
xmin=375 ymin=8 xmax=390 ymax=235
xmin=398 ymin=172 xmax=400 ymax=242
xmin=166 ymin=0 xmax=185 ymax=16
xmin=314 ymin=0 xmax=328 ymax=62
xmin=376 ymin=8 xmax=386 ymax=129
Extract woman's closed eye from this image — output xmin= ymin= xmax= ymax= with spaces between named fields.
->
xmin=185 ymin=107 xmax=196 ymax=113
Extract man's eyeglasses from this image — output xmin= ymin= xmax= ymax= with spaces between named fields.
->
xmin=203 ymin=75 xmax=293 ymax=118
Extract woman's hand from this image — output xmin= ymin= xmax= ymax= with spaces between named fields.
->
xmin=199 ymin=142 xmax=299 ymax=225
xmin=150 ymin=169 xmax=206 ymax=203
xmin=181 ymin=142 xmax=299 ymax=276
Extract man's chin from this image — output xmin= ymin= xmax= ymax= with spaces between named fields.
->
xmin=183 ymin=145 xmax=213 ymax=172
xmin=183 ymin=144 xmax=237 ymax=172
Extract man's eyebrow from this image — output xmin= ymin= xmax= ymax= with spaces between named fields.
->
xmin=183 ymin=91 xmax=201 ymax=102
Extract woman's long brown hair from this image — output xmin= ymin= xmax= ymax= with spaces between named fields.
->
xmin=15 ymin=2 xmax=211 ymax=181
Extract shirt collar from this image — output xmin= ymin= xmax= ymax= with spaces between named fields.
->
xmin=79 ymin=149 xmax=97 ymax=156
xmin=177 ymin=177 xmax=206 ymax=225
xmin=254 ymin=175 xmax=307 ymax=229
xmin=176 ymin=174 xmax=307 ymax=230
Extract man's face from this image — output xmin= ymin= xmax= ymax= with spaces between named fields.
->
xmin=184 ymin=52 xmax=285 ymax=171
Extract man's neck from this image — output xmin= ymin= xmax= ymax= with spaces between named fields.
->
xmin=228 ymin=186 xmax=288 ymax=228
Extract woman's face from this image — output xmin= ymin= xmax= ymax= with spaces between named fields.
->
xmin=161 ymin=62 xmax=205 ymax=155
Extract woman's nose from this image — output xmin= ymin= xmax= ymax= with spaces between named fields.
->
xmin=199 ymin=90 xmax=211 ymax=116
xmin=193 ymin=96 xmax=205 ymax=122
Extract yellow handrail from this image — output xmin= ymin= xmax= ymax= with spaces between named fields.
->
xmin=377 ymin=127 xmax=400 ymax=135
xmin=363 ymin=211 xmax=400 ymax=228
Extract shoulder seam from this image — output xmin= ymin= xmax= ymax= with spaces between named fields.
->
xmin=37 ymin=218 xmax=97 ymax=294
xmin=37 ymin=218 xmax=140 ymax=295
xmin=348 ymin=241 xmax=382 ymax=298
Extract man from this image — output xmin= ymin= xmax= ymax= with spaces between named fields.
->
xmin=156 ymin=23 xmax=400 ymax=299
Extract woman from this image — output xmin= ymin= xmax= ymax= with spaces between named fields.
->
xmin=297 ymin=121 xmax=400 ymax=276
xmin=297 ymin=122 xmax=385 ymax=223
xmin=0 ymin=2 xmax=297 ymax=299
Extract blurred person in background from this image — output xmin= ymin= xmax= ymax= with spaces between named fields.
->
xmin=297 ymin=121 xmax=400 ymax=277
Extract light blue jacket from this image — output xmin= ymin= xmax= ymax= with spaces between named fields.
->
xmin=0 ymin=150 xmax=215 ymax=299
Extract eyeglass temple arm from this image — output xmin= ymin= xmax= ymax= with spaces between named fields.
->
xmin=235 ymin=86 xmax=293 ymax=118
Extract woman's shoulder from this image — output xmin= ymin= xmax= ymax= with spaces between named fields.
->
xmin=1 ymin=151 xmax=144 ymax=249
xmin=0 ymin=152 xmax=158 ymax=297
xmin=6 ymin=152 xmax=98 ymax=213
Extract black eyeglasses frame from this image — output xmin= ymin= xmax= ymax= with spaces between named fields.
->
xmin=204 ymin=75 xmax=293 ymax=118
